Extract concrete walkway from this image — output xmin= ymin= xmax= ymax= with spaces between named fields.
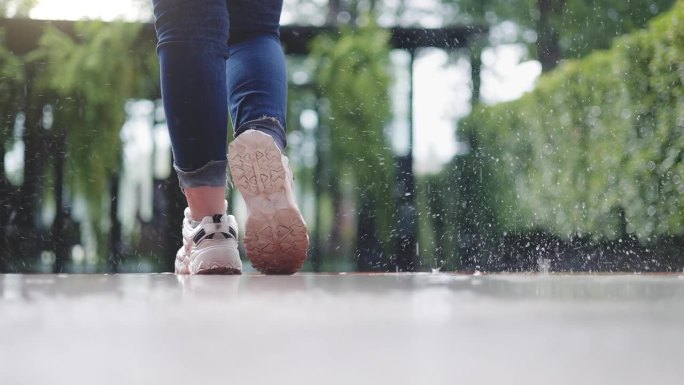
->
xmin=1 ymin=273 xmax=683 ymax=384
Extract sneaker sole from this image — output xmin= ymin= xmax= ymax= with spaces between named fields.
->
xmin=229 ymin=131 xmax=309 ymax=275
xmin=195 ymin=266 xmax=242 ymax=275
xmin=177 ymin=243 xmax=243 ymax=275
xmin=176 ymin=258 xmax=242 ymax=275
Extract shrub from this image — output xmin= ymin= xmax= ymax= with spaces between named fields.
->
xmin=455 ymin=2 xmax=683 ymax=243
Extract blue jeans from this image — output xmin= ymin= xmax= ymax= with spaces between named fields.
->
xmin=153 ymin=0 xmax=287 ymax=189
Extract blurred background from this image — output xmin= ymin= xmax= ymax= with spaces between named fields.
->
xmin=0 ymin=0 xmax=682 ymax=273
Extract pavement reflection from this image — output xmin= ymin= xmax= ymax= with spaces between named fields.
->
xmin=1 ymin=273 xmax=683 ymax=385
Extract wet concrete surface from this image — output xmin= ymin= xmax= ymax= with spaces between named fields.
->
xmin=1 ymin=273 xmax=683 ymax=385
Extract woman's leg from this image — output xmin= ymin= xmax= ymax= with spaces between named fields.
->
xmin=154 ymin=0 xmax=242 ymax=275
xmin=153 ymin=0 xmax=230 ymax=219
xmin=226 ymin=0 xmax=309 ymax=274
xmin=226 ymin=0 xmax=287 ymax=148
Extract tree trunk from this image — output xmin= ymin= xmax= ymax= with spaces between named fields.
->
xmin=311 ymin=125 xmax=325 ymax=272
xmin=394 ymin=155 xmax=417 ymax=271
xmin=327 ymin=182 xmax=344 ymax=257
xmin=537 ymin=0 xmax=564 ymax=71
xmin=355 ymin=195 xmax=385 ymax=271
xmin=108 ymin=173 xmax=123 ymax=273
xmin=327 ymin=0 xmax=341 ymax=25
xmin=0 ymin=137 xmax=9 ymax=272
xmin=470 ymin=38 xmax=484 ymax=104
xmin=51 ymin=124 xmax=69 ymax=273
xmin=12 ymin=85 xmax=45 ymax=271
xmin=427 ymin=179 xmax=448 ymax=269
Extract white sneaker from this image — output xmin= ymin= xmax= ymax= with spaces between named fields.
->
xmin=175 ymin=208 xmax=242 ymax=275
xmin=228 ymin=129 xmax=309 ymax=274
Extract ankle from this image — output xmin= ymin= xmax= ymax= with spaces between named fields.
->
xmin=184 ymin=186 xmax=227 ymax=220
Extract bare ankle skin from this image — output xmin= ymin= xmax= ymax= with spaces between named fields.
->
xmin=184 ymin=186 xmax=227 ymax=220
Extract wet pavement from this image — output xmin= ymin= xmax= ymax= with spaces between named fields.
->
xmin=1 ymin=273 xmax=683 ymax=385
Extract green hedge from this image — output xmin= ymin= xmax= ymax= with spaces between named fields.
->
xmin=458 ymin=2 xmax=683 ymax=241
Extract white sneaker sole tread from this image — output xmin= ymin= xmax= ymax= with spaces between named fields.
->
xmin=229 ymin=130 xmax=308 ymax=274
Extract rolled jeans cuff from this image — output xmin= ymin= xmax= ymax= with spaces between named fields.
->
xmin=174 ymin=159 xmax=228 ymax=190
xmin=235 ymin=117 xmax=287 ymax=150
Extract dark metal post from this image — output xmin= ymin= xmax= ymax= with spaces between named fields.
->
xmin=394 ymin=48 xmax=418 ymax=272
xmin=408 ymin=49 xmax=415 ymax=160
xmin=311 ymin=102 xmax=325 ymax=272
xmin=470 ymin=39 xmax=483 ymax=105
xmin=108 ymin=173 xmax=122 ymax=273
xmin=52 ymin=121 xmax=68 ymax=273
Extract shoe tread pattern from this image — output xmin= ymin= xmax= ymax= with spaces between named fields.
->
xmin=229 ymin=131 xmax=309 ymax=275
xmin=229 ymin=137 xmax=285 ymax=197
xmin=245 ymin=209 xmax=308 ymax=275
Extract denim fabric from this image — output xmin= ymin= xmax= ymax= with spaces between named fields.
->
xmin=153 ymin=0 xmax=287 ymax=189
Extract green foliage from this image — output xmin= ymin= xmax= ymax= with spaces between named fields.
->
xmin=558 ymin=0 xmax=676 ymax=58
xmin=457 ymin=1 xmax=684 ymax=241
xmin=28 ymin=21 xmax=154 ymax=219
xmin=441 ymin=0 xmax=676 ymax=58
xmin=0 ymin=0 xmax=36 ymax=17
xmin=441 ymin=0 xmax=535 ymax=25
xmin=310 ymin=20 xmax=396 ymax=241
xmin=0 ymin=31 xmax=22 ymax=80
xmin=0 ymin=30 xmax=23 ymax=143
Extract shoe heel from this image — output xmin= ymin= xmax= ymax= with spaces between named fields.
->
xmin=244 ymin=209 xmax=308 ymax=275
xmin=189 ymin=244 xmax=242 ymax=275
